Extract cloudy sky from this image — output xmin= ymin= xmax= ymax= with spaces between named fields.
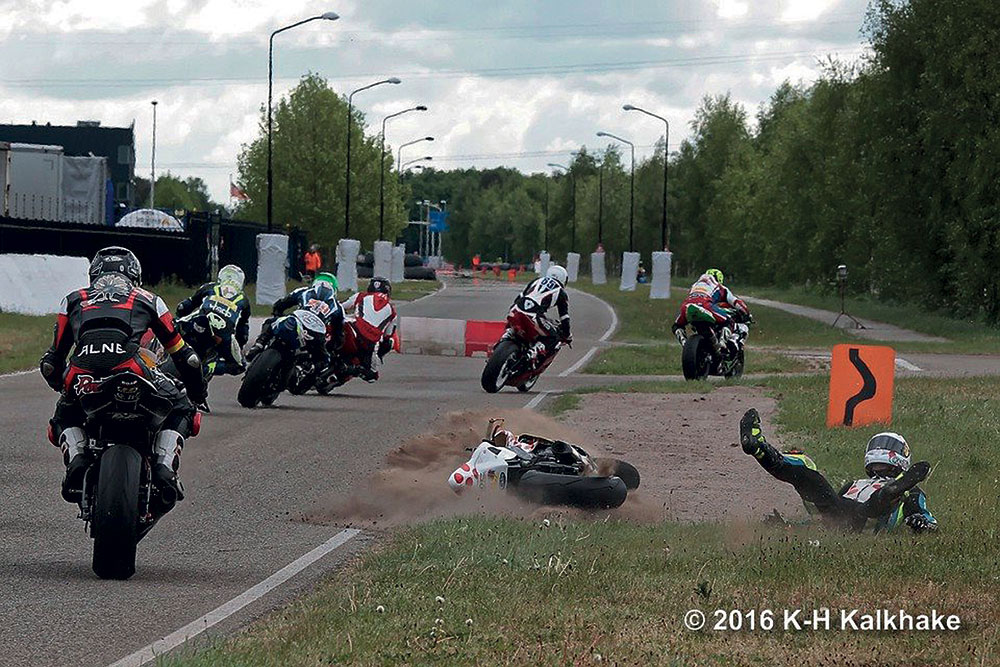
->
xmin=0 ymin=0 xmax=870 ymax=203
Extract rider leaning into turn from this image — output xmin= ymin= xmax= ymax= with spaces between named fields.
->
xmin=510 ymin=264 xmax=572 ymax=366
xmin=175 ymin=264 xmax=251 ymax=375
xmin=340 ymin=276 xmax=399 ymax=382
xmin=672 ymin=268 xmax=751 ymax=349
xmin=250 ymin=271 xmax=345 ymax=364
xmin=739 ymin=408 xmax=937 ymax=533
xmin=39 ymin=246 xmax=207 ymax=507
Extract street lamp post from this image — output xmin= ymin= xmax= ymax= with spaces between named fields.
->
xmin=596 ymin=131 xmax=635 ymax=252
xmin=397 ymin=136 xmax=434 ymax=177
xmin=150 ymin=100 xmax=157 ymax=209
xmin=597 ymin=157 xmax=604 ymax=245
xmin=623 ymin=104 xmax=669 ymax=250
xmin=547 ymin=162 xmax=575 ymax=252
xmin=543 ymin=178 xmax=549 ymax=250
xmin=401 ymin=156 xmax=433 ymax=171
xmin=379 ymin=105 xmax=426 ymax=240
xmin=267 ymin=11 xmax=339 ymax=232
xmin=345 ymin=77 xmax=401 ymax=239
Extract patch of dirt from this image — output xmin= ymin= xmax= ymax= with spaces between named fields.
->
xmin=302 ymin=409 xmax=662 ymax=528
xmin=303 ymin=388 xmax=805 ymax=528
xmin=563 ymin=386 xmax=805 ymax=523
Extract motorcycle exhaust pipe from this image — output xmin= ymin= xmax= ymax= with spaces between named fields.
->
xmin=157 ymin=485 xmax=178 ymax=511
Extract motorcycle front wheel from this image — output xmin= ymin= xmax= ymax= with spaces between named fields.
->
xmin=91 ymin=445 xmax=142 ymax=580
xmin=481 ymin=340 xmax=519 ymax=393
xmin=238 ymin=348 xmax=284 ymax=408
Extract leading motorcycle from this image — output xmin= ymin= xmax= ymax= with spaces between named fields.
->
xmin=676 ymin=311 xmax=751 ymax=381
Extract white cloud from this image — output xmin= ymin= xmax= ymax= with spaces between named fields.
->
xmin=715 ymin=0 xmax=749 ymax=20
xmin=781 ymin=0 xmax=837 ymax=23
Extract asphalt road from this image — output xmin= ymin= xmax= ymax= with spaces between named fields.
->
xmin=0 ymin=279 xmax=614 ymax=667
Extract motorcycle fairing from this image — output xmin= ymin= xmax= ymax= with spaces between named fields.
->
xmin=449 ymin=441 xmax=518 ymax=493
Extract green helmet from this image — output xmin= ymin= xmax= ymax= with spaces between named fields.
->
xmin=314 ymin=271 xmax=339 ymax=291
xmin=706 ymin=268 xmax=724 ymax=284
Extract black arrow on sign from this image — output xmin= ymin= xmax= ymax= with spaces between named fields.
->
xmin=843 ymin=347 xmax=877 ymax=426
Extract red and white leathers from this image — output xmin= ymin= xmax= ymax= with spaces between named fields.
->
xmin=673 ymin=272 xmax=749 ymax=332
xmin=340 ymin=291 xmax=400 ymax=379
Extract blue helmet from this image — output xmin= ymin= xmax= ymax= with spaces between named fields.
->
xmin=310 ymin=282 xmax=335 ymax=302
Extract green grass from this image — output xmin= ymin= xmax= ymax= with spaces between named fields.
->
xmin=0 ymin=313 xmax=53 ymax=375
xmin=172 ymin=373 xmax=1000 ymax=665
xmin=585 ymin=343 xmax=808 ymax=376
xmin=745 ymin=283 xmax=1000 ymax=355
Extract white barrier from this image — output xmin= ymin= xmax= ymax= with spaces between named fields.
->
xmin=391 ymin=244 xmax=405 ymax=283
xmin=336 ymin=238 xmax=360 ymax=293
xmin=398 ymin=316 xmax=466 ymax=355
xmin=0 ymin=253 xmax=89 ymax=315
xmin=255 ymin=234 xmax=288 ymax=306
xmin=566 ymin=252 xmax=580 ymax=282
xmin=373 ymin=240 xmax=392 ymax=279
xmin=591 ymin=251 xmax=606 ymax=285
xmin=539 ymin=251 xmax=550 ymax=276
xmin=620 ymin=251 xmax=640 ymax=291
xmin=650 ymin=251 xmax=672 ymax=299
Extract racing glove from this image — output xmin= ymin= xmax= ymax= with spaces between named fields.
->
xmin=39 ymin=349 xmax=65 ymax=392
xmin=904 ymin=513 xmax=937 ymax=533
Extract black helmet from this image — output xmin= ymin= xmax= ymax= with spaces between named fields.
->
xmin=368 ymin=276 xmax=391 ymax=296
xmin=89 ymin=246 xmax=142 ymax=285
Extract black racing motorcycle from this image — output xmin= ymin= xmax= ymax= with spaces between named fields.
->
xmin=69 ymin=368 xmax=182 ymax=579
xmin=677 ymin=312 xmax=752 ymax=381
xmin=238 ymin=309 xmax=327 ymax=408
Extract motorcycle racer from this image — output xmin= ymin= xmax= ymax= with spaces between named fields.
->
xmin=175 ymin=264 xmax=251 ymax=376
xmin=339 ymin=276 xmax=399 ymax=382
xmin=39 ymin=246 xmax=207 ymax=507
xmin=249 ymin=271 xmax=345 ymax=363
xmin=739 ymin=408 xmax=937 ymax=533
xmin=508 ymin=264 xmax=572 ymax=367
xmin=671 ymin=268 xmax=750 ymax=348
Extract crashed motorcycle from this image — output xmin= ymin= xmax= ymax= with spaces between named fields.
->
xmin=481 ymin=308 xmax=565 ymax=394
xmin=676 ymin=311 xmax=751 ymax=381
xmin=238 ymin=309 xmax=326 ymax=408
xmin=61 ymin=347 xmax=201 ymax=580
xmin=449 ymin=419 xmax=639 ymax=509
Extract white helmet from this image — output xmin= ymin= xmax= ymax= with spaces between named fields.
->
xmin=218 ymin=264 xmax=245 ymax=299
xmin=546 ymin=264 xmax=568 ymax=286
xmin=864 ymin=432 xmax=911 ymax=477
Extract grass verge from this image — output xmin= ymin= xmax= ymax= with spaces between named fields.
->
xmin=171 ymin=373 xmax=1000 ymax=665
xmin=584 ymin=343 xmax=808 ymax=376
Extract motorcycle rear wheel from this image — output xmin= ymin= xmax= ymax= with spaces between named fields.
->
xmin=517 ymin=375 xmax=539 ymax=392
xmin=481 ymin=340 xmax=519 ymax=393
xmin=513 ymin=470 xmax=627 ymax=509
xmin=681 ymin=334 xmax=712 ymax=381
xmin=91 ymin=445 xmax=142 ymax=580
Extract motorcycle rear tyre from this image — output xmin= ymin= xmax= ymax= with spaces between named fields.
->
xmin=513 ymin=470 xmax=627 ymax=509
xmin=681 ymin=334 xmax=712 ymax=381
xmin=91 ymin=445 xmax=142 ymax=580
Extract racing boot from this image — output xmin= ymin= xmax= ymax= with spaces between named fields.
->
xmin=59 ymin=426 xmax=89 ymax=503
xmin=526 ymin=341 xmax=547 ymax=368
xmin=152 ymin=429 xmax=186 ymax=512
xmin=739 ymin=408 xmax=783 ymax=469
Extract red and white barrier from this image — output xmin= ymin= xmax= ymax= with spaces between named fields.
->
xmin=399 ymin=316 xmax=505 ymax=356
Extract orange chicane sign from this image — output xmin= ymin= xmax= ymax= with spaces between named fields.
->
xmin=826 ymin=344 xmax=895 ymax=428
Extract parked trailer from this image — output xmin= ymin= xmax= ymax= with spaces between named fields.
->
xmin=0 ymin=142 xmax=108 ymax=225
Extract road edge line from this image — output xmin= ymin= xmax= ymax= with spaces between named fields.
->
xmin=526 ymin=287 xmax=618 ymax=409
xmin=107 ymin=528 xmax=362 ymax=667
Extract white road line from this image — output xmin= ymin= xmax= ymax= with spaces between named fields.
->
xmin=0 ymin=369 xmax=36 ymax=380
xmin=896 ymin=357 xmax=923 ymax=372
xmin=526 ymin=288 xmax=618 ymax=409
xmin=107 ymin=528 xmax=361 ymax=667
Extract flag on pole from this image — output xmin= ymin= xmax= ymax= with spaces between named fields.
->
xmin=229 ymin=177 xmax=249 ymax=201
